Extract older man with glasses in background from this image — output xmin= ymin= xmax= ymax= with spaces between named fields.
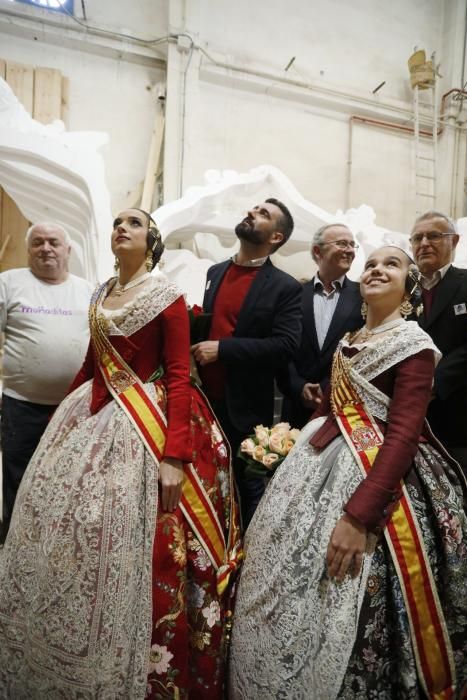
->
xmin=280 ymin=223 xmax=363 ymax=428
xmin=410 ymin=210 xmax=467 ymax=476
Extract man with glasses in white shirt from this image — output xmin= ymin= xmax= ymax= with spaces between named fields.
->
xmin=280 ymin=223 xmax=363 ymax=428
xmin=410 ymin=210 xmax=467 ymax=476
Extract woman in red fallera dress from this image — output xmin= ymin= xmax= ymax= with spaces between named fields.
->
xmin=0 ymin=209 xmax=241 ymax=699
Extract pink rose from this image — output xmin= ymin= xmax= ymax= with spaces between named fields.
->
xmin=252 ymin=445 xmax=267 ymax=462
xmin=283 ymin=438 xmax=295 ymax=454
xmin=288 ymin=428 xmax=301 ymax=442
xmin=240 ymin=438 xmax=256 ymax=456
xmin=269 ymin=433 xmax=287 ymax=455
xmin=254 ymin=425 xmax=270 ymax=447
xmin=271 ymin=422 xmax=291 ymax=437
xmin=262 ymin=453 xmax=280 ymax=469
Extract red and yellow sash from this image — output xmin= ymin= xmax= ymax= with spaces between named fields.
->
xmin=90 ymin=287 xmax=241 ymax=596
xmin=331 ymin=348 xmax=456 ymax=700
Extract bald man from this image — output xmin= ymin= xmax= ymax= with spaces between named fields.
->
xmin=0 ymin=223 xmax=92 ymax=541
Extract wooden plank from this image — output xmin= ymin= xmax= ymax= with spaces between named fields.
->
xmin=119 ymin=180 xmax=144 ymax=211
xmin=33 ymin=67 xmax=62 ymax=124
xmin=141 ymin=106 xmax=165 ymax=211
xmin=6 ymin=62 xmax=34 ymax=113
xmin=61 ymin=75 xmax=70 ymax=127
xmin=0 ymin=193 xmax=28 ymax=272
xmin=0 ymin=60 xmax=5 ymax=244
xmin=1 ymin=62 xmax=32 ymax=270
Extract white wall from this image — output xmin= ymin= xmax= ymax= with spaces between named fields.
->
xmin=197 ymin=0 xmax=442 ymax=103
xmin=185 ymin=79 xmax=349 ymax=216
xmin=0 ymin=0 xmax=167 ymax=212
xmin=0 ymin=0 xmax=466 ymax=238
xmin=168 ymin=0 xmax=467 ymax=234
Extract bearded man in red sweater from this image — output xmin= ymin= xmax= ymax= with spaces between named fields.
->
xmin=192 ymin=198 xmax=302 ymax=528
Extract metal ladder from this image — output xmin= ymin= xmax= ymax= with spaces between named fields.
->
xmin=413 ymin=81 xmax=438 ymax=216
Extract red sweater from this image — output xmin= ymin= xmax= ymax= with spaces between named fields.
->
xmin=68 ymin=296 xmax=192 ymax=463
xmin=200 ymin=263 xmax=259 ymax=399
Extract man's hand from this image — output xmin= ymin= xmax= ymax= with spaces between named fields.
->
xmin=326 ymin=513 xmax=367 ymax=582
xmin=191 ymin=341 xmax=219 ymax=366
xmin=301 ymin=382 xmax=323 ymax=409
xmin=159 ymin=458 xmax=184 ymax=512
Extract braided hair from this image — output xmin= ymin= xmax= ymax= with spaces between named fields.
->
xmin=135 ymin=208 xmax=165 ymax=271
xmin=405 ymin=263 xmax=423 ymax=316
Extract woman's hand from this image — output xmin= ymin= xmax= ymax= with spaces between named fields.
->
xmin=326 ymin=513 xmax=367 ymax=582
xmin=159 ymin=458 xmax=184 ymax=512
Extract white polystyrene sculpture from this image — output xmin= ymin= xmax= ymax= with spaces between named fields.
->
xmin=155 ymin=166 xmax=467 ymax=305
xmin=0 ymin=77 xmax=112 ymax=282
xmin=1 ymin=92 xmax=464 ymax=296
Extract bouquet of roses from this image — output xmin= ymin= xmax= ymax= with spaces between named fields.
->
xmin=238 ymin=422 xmax=301 ymax=479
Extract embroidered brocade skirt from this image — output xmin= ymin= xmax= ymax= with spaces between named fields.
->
xmin=147 ymin=386 xmax=233 ymax=700
xmin=229 ymin=418 xmax=467 ymax=700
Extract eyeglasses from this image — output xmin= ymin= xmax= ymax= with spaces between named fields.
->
xmin=410 ymin=232 xmax=454 ymax=246
xmin=322 ymin=240 xmax=359 ymax=251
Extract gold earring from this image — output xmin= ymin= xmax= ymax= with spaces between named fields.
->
xmin=400 ymin=297 xmax=413 ymax=318
xmin=114 ymin=257 xmax=120 ymax=273
xmin=145 ymin=249 xmax=153 ymax=272
xmin=361 ymin=301 xmax=368 ymax=319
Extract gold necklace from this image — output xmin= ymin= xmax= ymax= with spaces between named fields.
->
xmin=113 ymin=272 xmax=151 ymax=296
xmin=353 ymin=318 xmax=405 ymax=343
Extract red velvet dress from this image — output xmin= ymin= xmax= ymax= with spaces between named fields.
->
xmin=0 ymin=278 xmax=239 ymax=699
xmin=309 ymin=347 xmax=436 ymax=531
xmin=69 ymin=288 xmax=237 ymax=699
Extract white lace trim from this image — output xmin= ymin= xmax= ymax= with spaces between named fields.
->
xmin=97 ymin=275 xmax=183 ymax=337
xmin=229 ymin=420 xmax=377 ymax=700
xmin=0 ymin=381 xmax=159 ymax=697
xmin=343 ymin=321 xmax=440 ymax=422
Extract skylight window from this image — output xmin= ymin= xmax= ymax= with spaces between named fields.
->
xmin=10 ymin=0 xmax=74 ymax=15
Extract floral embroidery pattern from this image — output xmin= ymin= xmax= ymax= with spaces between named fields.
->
xmin=338 ymin=444 xmax=467 ymax=698
xmin=149 ymin=645 xmax=174 ymax=676
xmin=146 ymin=387 xmax=233 ymax=699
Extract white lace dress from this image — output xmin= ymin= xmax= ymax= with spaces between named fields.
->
xmin=229 ymin=416 xmax=376 ymax=700
xmin=0 ymin=276 xmax=181 ymax=699
xmin=229 ymin=322 xmax=467 ymax=700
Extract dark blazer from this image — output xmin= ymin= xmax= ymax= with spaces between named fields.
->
xmin=416 ymin=265 xmax=467 ymax=447
xmin=202 ymin=258 xmax=302 ymax=435
xmin=280 ymin=276 xmax=363 ymax=427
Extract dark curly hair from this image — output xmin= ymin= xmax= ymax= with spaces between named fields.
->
xmin=265 ymin=197 xmax=294 ymax=252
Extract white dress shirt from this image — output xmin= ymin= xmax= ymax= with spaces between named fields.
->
xmin=312 ymin=273 xmax=346 ymax=349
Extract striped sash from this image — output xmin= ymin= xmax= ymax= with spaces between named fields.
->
xmin=90 ymin=284 xmax=241 ymax=596
xmin=331 ymin=347 xmax=456 ymax=700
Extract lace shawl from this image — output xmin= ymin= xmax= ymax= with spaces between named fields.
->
xmin=341 ymin=321 xmax=440 ymax=422
xmin=95 ymin=273 xmax=183 ymax=337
